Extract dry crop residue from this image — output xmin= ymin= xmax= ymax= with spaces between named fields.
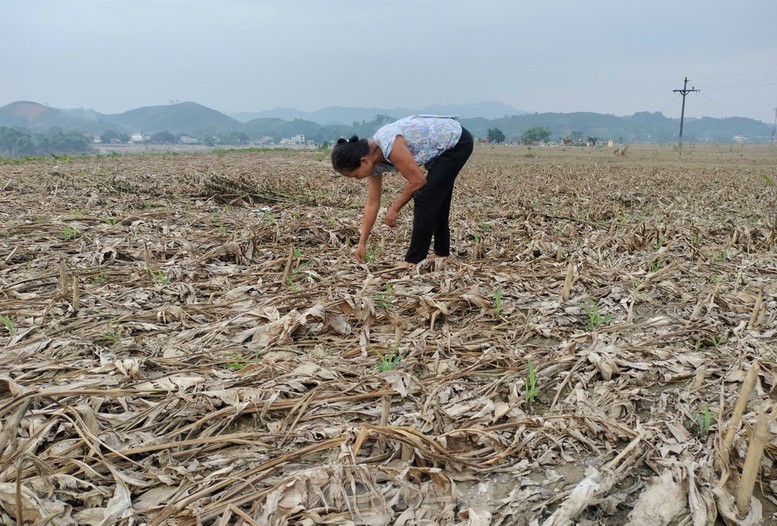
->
xmin=0 ymin=144 xmax=775 ymax=525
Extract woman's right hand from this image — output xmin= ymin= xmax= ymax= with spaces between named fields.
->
xmin=355 ymin=242 xmax=367 ymax=263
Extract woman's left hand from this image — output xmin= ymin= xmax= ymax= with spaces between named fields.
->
xmin=384 ymin=206 xmax=399 ymax=227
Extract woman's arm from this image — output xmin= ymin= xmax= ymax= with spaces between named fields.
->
xmin=385 ymin=136 xmax=426 ymax=227
xmin=356 ymin=173 xmax=382 ymax=262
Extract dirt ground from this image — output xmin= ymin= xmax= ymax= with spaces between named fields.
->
xmin=0 ymin=143 xmax=775 ymax=525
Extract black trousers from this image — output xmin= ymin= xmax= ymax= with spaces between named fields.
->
xmin=405 ymin=128 xmax=473 ymax=263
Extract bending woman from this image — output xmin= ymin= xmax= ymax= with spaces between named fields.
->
xmin=331 ymin=115 xmax=473 ymax=265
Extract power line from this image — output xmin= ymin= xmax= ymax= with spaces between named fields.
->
xmin=701 ymin=79 xmax=777 ymax=91
xmin=673 ymin=77 xmax=699 ymax=149
xmin=698 ymin=92 xmax=739 ymax=117
xmin=693 ymin=69 xmax=777 ymax=82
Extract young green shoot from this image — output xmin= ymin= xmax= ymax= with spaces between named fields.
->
xmin=147 ymin=267 xmax=171 ymax=286
xmin=374 ymin=342 xmax=401 ymax=372
xmin=525 ymin=360 xmax=539 ymax=402
xmin=697 ymin=404 xmax=712 ymax=436
xmin=226 ymin=353 xmax=247 ymax=371
xmin=0 ymin=315 xmax=15 ymax=337
xmin=375 ymin=284 xmax=394 ymax=310
xmin=363 ymin=245 xmax=382 ymax=263
xmin=493 ymin=287 xmax=503 ymax=317
xmin=62 ymin=225 xmax=79 ymax=240
xmin=103 ymin=323 xmax=124 ymax=344
xmin=709 ymin=332 xmax=727 ymax=350
xmin=584 ymin=299 xmax=612 ymax=331
xmin=286 ymin=259 xmax=311 ymax=292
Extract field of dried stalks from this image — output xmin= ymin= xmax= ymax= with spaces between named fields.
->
xmin=1 ymin=144 xmax=776 ymax=525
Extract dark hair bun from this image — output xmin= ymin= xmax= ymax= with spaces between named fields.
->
xmin=348 ymin=135 xmax=360 ymax=143
xmin=336 ymin=138 xmax=347 ymax=145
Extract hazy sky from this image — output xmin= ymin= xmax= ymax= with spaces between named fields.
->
xmin=3 ymin=0 xmax=776 ymax=123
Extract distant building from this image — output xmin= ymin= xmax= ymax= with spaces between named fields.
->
xmin=180 ymin=136 xmax=200 ymax=145
xmin=251 ymin=136 xmax=274 ymax=146
xmin=280 ymin=134 xmax=306 ymax=145
xmin=130 ymin=133 xmax=150 ymax=143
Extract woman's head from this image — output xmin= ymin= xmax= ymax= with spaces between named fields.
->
xmin=331 ymin=136 xmax=370 ymax=177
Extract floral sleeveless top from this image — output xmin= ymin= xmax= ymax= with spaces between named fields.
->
xmin=373 ymin=115 xmax=462 ymax=169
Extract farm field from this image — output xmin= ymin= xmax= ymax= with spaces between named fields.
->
xmin=0 ymin=144 xmax=776 ymax=525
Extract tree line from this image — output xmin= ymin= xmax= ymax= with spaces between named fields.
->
xmin=487 ymin=126 xmax=552 ymax=144
xmin=0 ymin=127 xmax=93 ymax=157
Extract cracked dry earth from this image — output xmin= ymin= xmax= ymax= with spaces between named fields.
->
xmin=0 ymin=144 xmax=776 ymax=525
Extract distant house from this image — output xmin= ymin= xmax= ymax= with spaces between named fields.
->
xmin=280 ymin=134 xmax=306 ymax=145
xmin=179 ymin=136 xmax=200 ymax=145
xmin=251 ymin=136 xmax=274 ymax=146
xmin=130 ymin=133 xmax=149 ymax=143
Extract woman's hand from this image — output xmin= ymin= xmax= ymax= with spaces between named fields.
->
xmin=384 ymin=206 xmax=399 ymax=227
xmin=355 ymin=241 xmax=368 ymax=263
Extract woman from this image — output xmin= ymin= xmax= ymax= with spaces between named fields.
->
xmin=331 ymin=115 xmax=473 ymax=265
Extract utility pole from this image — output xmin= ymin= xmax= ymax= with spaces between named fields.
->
xmin=673 ymin=77 xmax=699 ymax=149
xmin=771 ymin=107 xmax=776 ymax=147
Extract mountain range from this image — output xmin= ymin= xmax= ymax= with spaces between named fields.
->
xmin=229 ymin=101 xmax=527 ymax=124
xmin=1 ymin=100 xmax=773 ymax=144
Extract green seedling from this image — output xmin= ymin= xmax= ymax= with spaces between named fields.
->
xmin=226 ymin=353 xmax=247 ymax=370
xmin=103 ymin=216 xmax=119 ymax=226
xmin=375 ymin=284 xmax=394 ymax=310
xmin=287 ymin=275 xmax=300 ymax=292
xmin=617 ymin=205 xmax=628 ymax=223
xmin=0 ymin=315 xmax=15 ymax=337
xmin=584 ymin=299 xmax=611 ymax=331
xmin=374 ymin=342 xmax=401 ymax=372
xmin=493 ymin=287 xmax=503 ymax=317
xmin=525 ymin=360 xmax=539 ymax=402
xmin=363 ymin=245 xmax=382 ymax=263
xmin=62 ymin=225 xmax=79 ymax=240
xmin=286 ymin=258 xmax=311 ymax=292
xmin=709 ymin=332 xmax=727 ymax=350
xmin=103 ymin=323 xmax=124 ymax=344
xmin=697 ymin=404 xmax=712 ymax=435
xmin=147 ymin=268 xmax=171 ymax=285
xmin=92 ymin=273 xmax=108 ymax=285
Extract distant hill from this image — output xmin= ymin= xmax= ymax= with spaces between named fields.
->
xmin=0 ymin=101 xmax=119 ymax=134
xmin=0 ymin=100 xmax=772 ymax=144
xmin=458 ymin=111 xmax=772 ymax=143
xmin=231 ymin=101 xmax=526 ymax=125
xmin=105 ymin=102 xmax=242 ymax=135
